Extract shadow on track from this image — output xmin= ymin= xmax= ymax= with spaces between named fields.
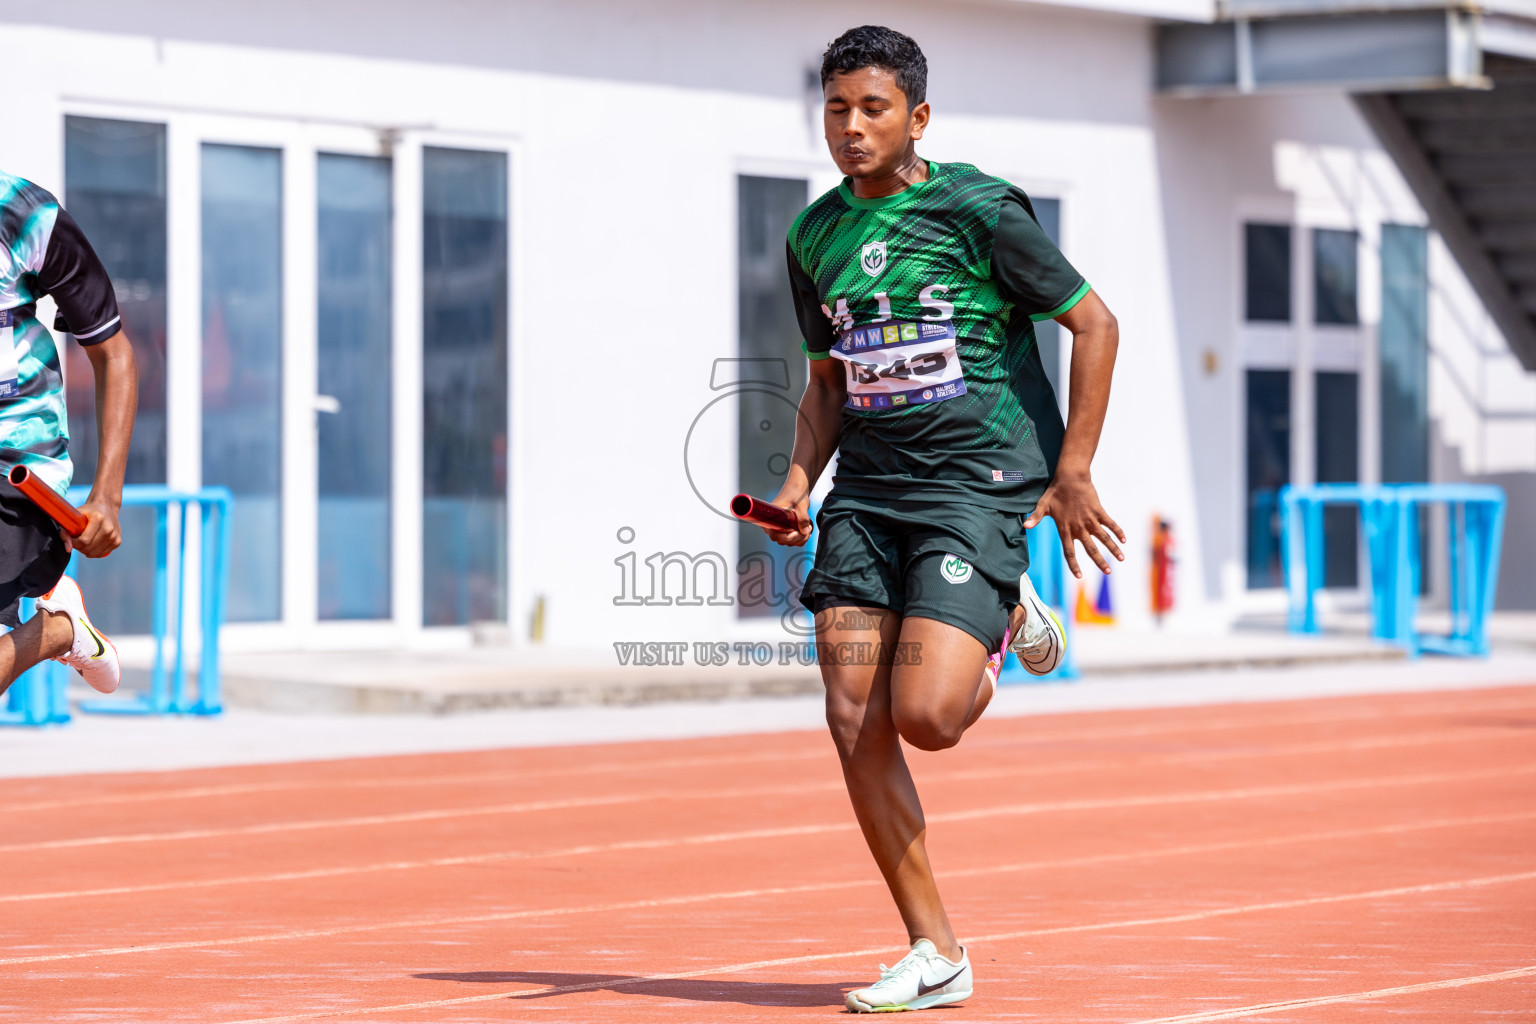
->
xmin=414 ymin=970 xmax=861 ymax=1008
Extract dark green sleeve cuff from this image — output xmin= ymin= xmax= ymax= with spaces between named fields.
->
xmin=1030 ymin=281 xmax=1091 ymax=322
xmin=803 ymin=341 xmax=832 ymax=361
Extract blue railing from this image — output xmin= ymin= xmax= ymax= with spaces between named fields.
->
xmin=0 ymin=594 xmax=72 ymax=726
xmin=1 ymin=486 xmax=232 ymax=725
xmin=1281 ymin=483 xmax=1506 ymax=656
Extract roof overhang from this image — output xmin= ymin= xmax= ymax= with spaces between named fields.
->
xmin=1157 ymin=8 xmax=1488 ymax=94
xmin=1157 ymin=5 xmax=1536 ymax=369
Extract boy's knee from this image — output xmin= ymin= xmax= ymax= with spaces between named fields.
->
xmin=892 ymin=706 xmax=964 ymax=751
xmin=823 ymin=675 xmax=898 ymax=761
xmin=824 ymin=689 xmax=869 ymax=757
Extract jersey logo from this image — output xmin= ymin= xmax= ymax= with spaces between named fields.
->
xmin=860 ymin=241 xmax=887 ymax=278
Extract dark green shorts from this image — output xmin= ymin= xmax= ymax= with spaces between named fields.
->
xmin=0 ymin=488 xmax=68 ymax=628
xmin=798 ymin=492 xmax=1031 ymax=652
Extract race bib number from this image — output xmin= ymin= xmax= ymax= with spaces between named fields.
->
xmin=831 ymin=319 xmax=966 ymax=410
xmin=0 ymin=309 xmax=19 ymax=400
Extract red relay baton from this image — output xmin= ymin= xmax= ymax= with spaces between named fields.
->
xmin=730 ymin=493 xmax=800 ymax=533
xmin=8 ymin=465 xmax=88 ymax=537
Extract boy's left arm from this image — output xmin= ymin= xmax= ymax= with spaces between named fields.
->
xmin=72 ymin=330 xmax=137 ymax=558
xmin=1023 ymin=288 xmax=1125 ymax=578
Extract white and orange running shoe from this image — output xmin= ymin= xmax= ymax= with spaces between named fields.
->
xmin=846 ymin=939 xmax=973 ymax=1012
xmin=35 ymin=575 xmax=120 ymax=694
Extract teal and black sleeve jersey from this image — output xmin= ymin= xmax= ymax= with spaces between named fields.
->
xmin=0 ymin=170 xmax=122 ymax=495
xmin=785 ymin=160 xmax=1089 ymax=513
xmin=39 ymin=208 xmax=122 ymax=343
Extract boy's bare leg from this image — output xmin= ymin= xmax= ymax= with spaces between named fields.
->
xmin=818 ymin=606 xmax=992 ymax=963
xmin=962 ymin=602 xmax=1027 ymax=730
xmin=0 ymin=609 xmax=73 ymax=697
xmin=889 ymin=616 xmax=993 ymax=753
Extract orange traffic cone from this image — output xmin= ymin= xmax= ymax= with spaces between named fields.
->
xmin=1075 ymin=576 xmax=1116 ymax=625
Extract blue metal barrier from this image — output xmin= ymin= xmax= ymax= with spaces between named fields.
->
xmin=998 ymin=515 xmax=1079 ymax=683
xmin=1 ymin=597 xmax=73 ymax=727
xmin=72 ymin=486 xmax=234 ymax=716
xmin=1 ymin=485 xmax=235 ymax=724
xmin=1281 ymin=483 xmax=1505 ymax=656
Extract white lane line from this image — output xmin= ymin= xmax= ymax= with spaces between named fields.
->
xmin=934 ymin=725 xmax=1534 ymax=788
xmin=4 ymin=748 xmax=1531 ymax=858
xmin=927 ymin=764 xmax=1536 ymax=825
xmin=0 ymin=783 xmax=846 ymax=854
xmin=4 ymin=812 xmax=1533 ymax=967
xmin=0 ymin=822 xmax=855 ymax=905
xmin=965 ymin=693 xmax=1536 ymax=749
xmin=211 ymin=870 xmax=1536 ymax=1023
xmin=0 ymin=750 xmax=833 ymax=814
xmin=1126 ymin=964 xmax=1536 ymax=1023
xmin=7 ymin=793 xmax=1529 ymax=908
xmin=8 ymin=692 xmax=1530 ymax=815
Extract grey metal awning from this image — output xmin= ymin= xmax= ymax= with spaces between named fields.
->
xmin=1157 ymin=5 xmax=1536 ymax=369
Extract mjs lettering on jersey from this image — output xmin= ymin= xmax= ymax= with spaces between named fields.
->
xmin=825 ymin=282 xmax=965 ymax=410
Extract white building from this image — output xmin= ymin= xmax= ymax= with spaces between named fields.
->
xmin=1 ymin=0 xmax=1532 ymax=656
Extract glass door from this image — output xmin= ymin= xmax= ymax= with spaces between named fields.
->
xmin=421 ymin=147 xmax=508 ymax=626
xmin=62 ymin=115 xmax=168 ymax=636
xmin=315 ymin=153 xmax=394 ymax=621
xmin=735 ymin=175 xmax=807 ymax=618
xmin=1312 ymin=228 xmax=1361 ymax=589
xmin=201 ymin=143 xmax=284 ymax=622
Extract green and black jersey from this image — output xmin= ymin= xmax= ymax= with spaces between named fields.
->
xmin=788 ymin=160 xmax=1088 ymax=513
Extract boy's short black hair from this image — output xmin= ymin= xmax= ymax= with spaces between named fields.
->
xmin=820 ymin=25 xmax=927 ymax=108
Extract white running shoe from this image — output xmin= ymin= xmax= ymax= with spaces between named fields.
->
xmin=35 ymin=575 xmax=120 ymax=694
xmin=1008 ymin=572 xmax=1066 ymax=676
xmin=845 ymin=939 xmax=972 ymax=1013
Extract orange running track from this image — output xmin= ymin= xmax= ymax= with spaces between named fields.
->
xmin=2 ymin=684 xmax=1534 ymax=1023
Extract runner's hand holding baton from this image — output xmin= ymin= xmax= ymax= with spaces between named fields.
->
xmin=7 ymin=464 xmax=120 ymax=557
xmin=8 ymin=465 xmax=88 ymax=537
xmin=731 ymin=492 xmax=813 ymax=548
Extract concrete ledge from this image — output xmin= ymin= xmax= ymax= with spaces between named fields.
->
xmin=18 ymin=654 xmax=1535 ymax=780
xmin=1074 ymin=629 xmax=1408 ymax=676
xmin=203 ymin=628 xmax=1410 ymax=715
xmin=220 ymin=665 xmax=825 ymax=715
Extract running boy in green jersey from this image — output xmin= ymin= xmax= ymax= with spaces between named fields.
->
xmin=762 ymin=26 xmax=1124 ymax=1012
xmin=0 ymin=170 xmax=136 ymax=698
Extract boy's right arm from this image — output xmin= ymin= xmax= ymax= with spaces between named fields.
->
xmin=38 ymin=206 xmax=138 ymax=558
xmin=72 ymin=329 xmax=137 ymax=557
xmin=768 ymin=238 xmax=843 ymax=548
xmin=767 ymin=358 xmax=843 ymax=548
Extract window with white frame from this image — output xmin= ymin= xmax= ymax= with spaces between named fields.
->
xmin=1241 ymin=220 xmax=1364 ymax=591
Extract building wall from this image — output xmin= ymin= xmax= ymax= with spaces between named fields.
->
xmin=1153 ymin=92 xmax=1414 ymax=609
xmin=0 ymin=0 xmax=1527 ymax=651
xmin=1429 ymin=238 xmax=1536 ymax=609
xmin=1152 ymin=90 xmax=1536 ymax=612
